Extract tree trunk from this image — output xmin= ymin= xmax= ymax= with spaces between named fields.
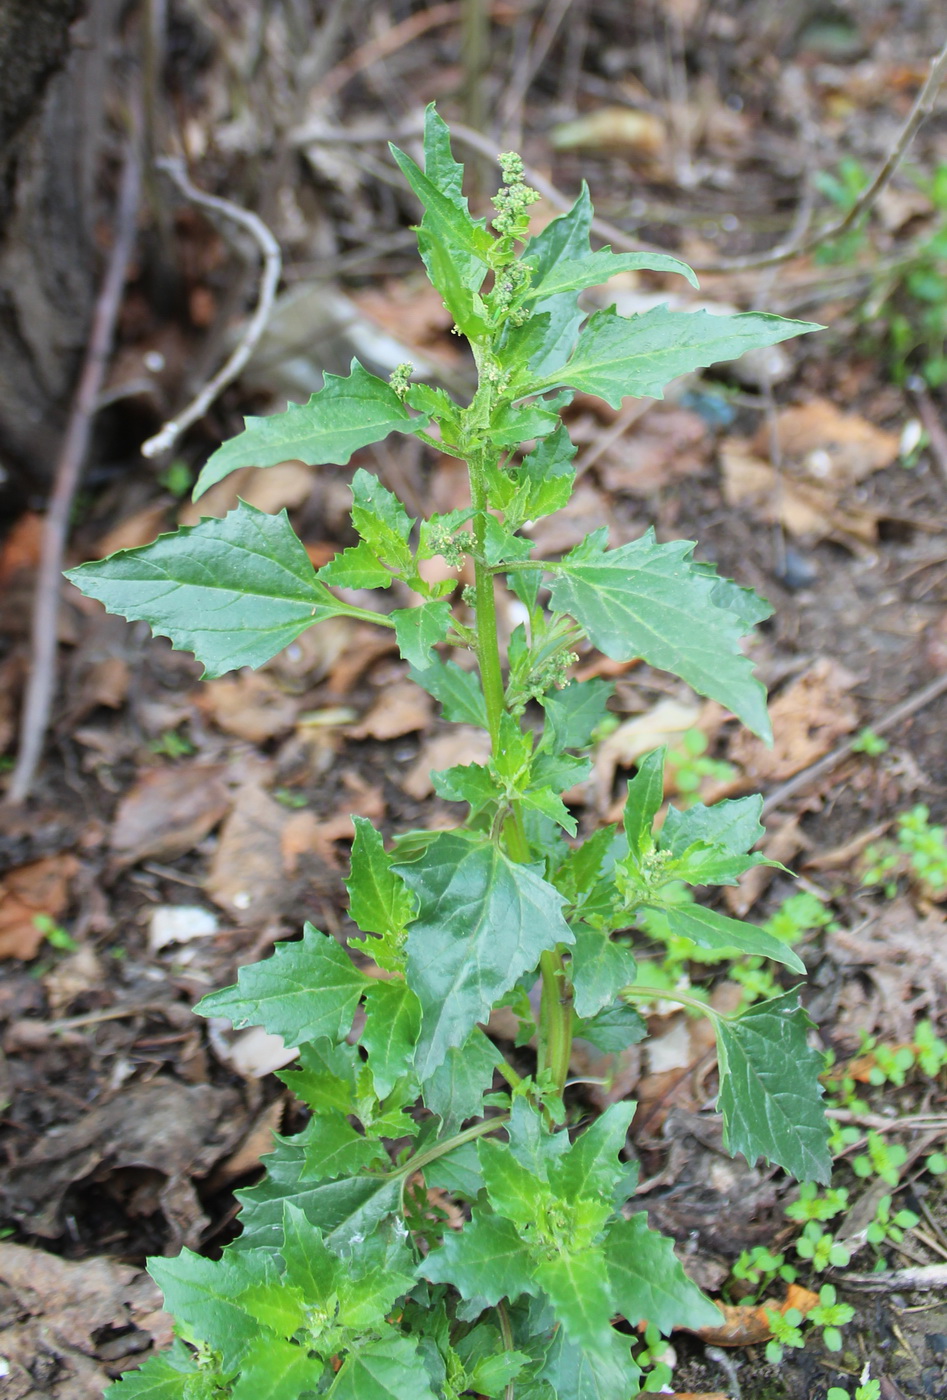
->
xmin=0 ymin=0 xmax=121 ymax=499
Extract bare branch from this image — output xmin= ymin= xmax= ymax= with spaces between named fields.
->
xmin=140 ymin=157 xmax=282 ymax=460
xmin=7 ymin=137 xmax=142 ymax=805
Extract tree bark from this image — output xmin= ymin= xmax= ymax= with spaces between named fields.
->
xmin=0 ymin=0 xmax=121 ymax=494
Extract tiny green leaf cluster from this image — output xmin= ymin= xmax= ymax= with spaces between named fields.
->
xmin=67 ymin=108 xmax=828 ymax=1399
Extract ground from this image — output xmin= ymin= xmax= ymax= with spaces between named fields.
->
xmin=2 ymin=3 xmax=947 ymax=1398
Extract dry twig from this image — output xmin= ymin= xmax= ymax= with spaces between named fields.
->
xmin=6 ymin=138 xmax=141 ymax=806
xmin=141 ymin=158 xmax=282 ymax=459
xmin=760 ymin=670 xmax=947 ymax=819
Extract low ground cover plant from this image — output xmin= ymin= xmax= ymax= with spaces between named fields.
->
xmin=69 ymin=109 xmax=830 ymax=1399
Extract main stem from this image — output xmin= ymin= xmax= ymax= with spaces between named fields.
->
xmin=468 ymin=448 xmax=573 ymax=1098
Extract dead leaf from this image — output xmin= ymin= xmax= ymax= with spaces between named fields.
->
xmin=198 ymin=670 xmax=300 ymax=743
xmin=593 ymin=697 xmax=701 ymax=812
xmin=828 ymin=898 xmax=947 ymax=1043
xmin=0 ymin=855 xmax=79 ymax=960
xmin=177 ymin=462 xmax=313 ymax=526
xmin=205 ymin=783 xmax=288 ymax=924
xmin=149 ymin=905 xmax=219 ymax=954
xmin=0 ymin=1241 xmax=170 ymax=1399
xmin=44 ymin=946 xmax=106 ymax=1015
xmin=599 ymin=407 xmax=710 ymax=495
xmin=347 ymin=680 xmax=432 ymax=740
xmin=1 ymin=1079 xmax=244 ymax=1248
xmin=205 ymin=1098 xmax=286 ymax=1188
xmin=753 ymin=397 xmax=900 ymax=487
xmin=109 ymin=764 xmax=231 ymax=870
xmin=720 ymin=439 xmax=879 ymax=545
xmin=727 ymin=659 xmax=859 ymax=783
xmin=690 ymin=1283 xmax=818 ymax=1347
xmin=92 ymin=503 xmax=169 ymax=557
xmin=403 ymin=727 xmax=492 ymax=801
xmin=551 ymin=107 xmax=666 ymax=157
xmin=0 ymin=512 xmax=43 ymax=583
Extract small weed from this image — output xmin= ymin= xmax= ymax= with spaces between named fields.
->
xmin=861 ymin=803 xmax=947 ymax=898
xmin=158 ymin=460 xmax=194 ymax=498
xmin=666 ymin=727 xmax=735 ymax=801
xmin=149 ymin=727 xmax=195 ymax=759
xmin=32 ymin=913 xmax=78 ymax=953
xmin=850 ymin=727 xmax=888 ymax=756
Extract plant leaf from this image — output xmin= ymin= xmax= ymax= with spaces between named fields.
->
xmin=486 ymin=424 xmax=577 ymax=530
xmin=360 ymin=980 xmax=421 ymax=1098
xmin=512 ymin=186 xmax=594 ymax=378
xmin=549 ymin=1101 xmax=635 ymax=1203
xmin=292 ymin=1114 xmax=388 ymax=1181
xmin=660 ymin=794 xmax=766 ymax=858
xmin=534 ymin=1250 xmax=614 ymax=1351
xmin=539 ymin=676 xmax=613 ymax=754
xmin=525 ymin=247 xmax=698 ymax=301
xmin=346 ymin=817 xmax=415 ymax=941
xmin=391 ymin=599 xmax=453 ymax=669
xmin=316 ymin=540 xmax=393 ymax=590
xmin=66 ymin=503 xmax=353 ymax=679
xmin=148 ymin=1248 xmax=276 ymax=1369
xmin=574 ymin=1002 xmax=647 ymax=1055
xmin=107 ymin=1344 xmax=209 ymax=1400
xmin=424 ymin=1025 xmax=500 ymax=1131
xmin=195 ymin=923 xmax=367 ymax=1045
xmin=231 ymin=1339 xmax=325 ymax=1400
xmin=349 ymin=468 xmax=415 ymax=572
xmin=570 ymin=926 xmax=638 ymax=1018
xmin=657 ymin=903 xmax=805 ymax=972
xmin=526 ymin=304 xmax=820 ymax=406
xmin=537 ymin=1326 xmax=641 ymax=1400
xmin=547 ymin=529 xmax=772 ymax=740
xmin=234 ymin=1140 xmax=402 ymax=1254
xmin=192 ymin=361 xmax=420 ymax=500
xmin=395 ymin=832 xmax=573 ymax=1078
xmin=410 ymin=656 xmax=489 ymax=727
xmin=330 ymin=1337 xmax=439 ymax=1400
xmin=622 ymin=747 xmax=666 ymax=863
xmin=605 ymin=1213 xmax=721 ymax=1334
xmin=421 ymin=1210 xmax=537 ymax=1305
xmin=714 ymin=990 xmax=831 ymax=1182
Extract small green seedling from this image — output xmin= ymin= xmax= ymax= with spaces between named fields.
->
xmin=850 ymin=727 xmax=888 ymax=756
xmin=827 ymin=1364 xmax=882 ymax=1400
xmin=67 ymin=109 xmax=826 ymax=1399
xmin=32 ymin=914 xmax=78 ymax=953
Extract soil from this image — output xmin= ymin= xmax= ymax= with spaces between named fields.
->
xmin=2 ymin=3 xmax=947 ymax=1398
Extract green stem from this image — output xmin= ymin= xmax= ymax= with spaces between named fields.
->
xmin=622 ymin=984 xmax=724 ymax=1021
xmin=469 ymin=451 xmax=506 ymax=750
xmin=390 ymin=1113 xmax=509 ymax=1179
xmin=466 ymin=443 xmax=574 ymax=1099
xmin=539 ymin=948 xmax=573 ymax=1095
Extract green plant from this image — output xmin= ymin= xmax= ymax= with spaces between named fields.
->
xmin=852 ymin=1131 xmax=907 ymax=1189
xmin=66 ymin=109 xmax=826 ymax=1400
xmin=817 ymin=156 xmax=947 ymax=387
xmin=763 ymin=1305 xmax=805 ymax=1364
xmin=861 ymin=803 xmax=947 ymax=898
xmin=850 ymin=727 xmax=888 ymax=757
xmin=149 ymin=727 xmax=196 ymax=759
xmin=865 ymin=1194 xmax=919 ymax=1249
xmin=807 ymin=1283 xmax=855 ymax=1353
xmin=31 ymin=913 xmax=79 ymax=953
xmin=827 ymin=1364 xmax=882 ymax=1400
xmin=665 ymin=727 xmax=735 ymax=800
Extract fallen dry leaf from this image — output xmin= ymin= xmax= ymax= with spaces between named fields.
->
xmin=2 ymin=1079 xmax=244 ymax=1248
xmin=753 ymin=397 xmax=900 ymax=487
xmin=92 ymin=502 xmax=169 ymax=557
xmin=720 ymin=439 xmax=879 ymax=545
xmin=403 ymin=726 xmax=492 ymax=801
xmin=551 ymin=106 xmax=666 ymax=156
xmin=205 ymin=1097 xmax=286 ymax=1188
xmin=594 ymin=697 xmax=702 ymax=812
xmin=206 ymin=783 xmax=289 ymax=924
xmin=828 ymin=897 xmax=947 ymax=1043
xmin=177 ymin=462 xmax=313 ymax=525
xmin=348 ymin=679 xmax=433 ymax=740
xmin=690 ymin=1283 xmax=819 ymax=1347
xmin=198 ymin=669 xmax=300 ymax=743
xmin=0 ymin=854 xmax=79 ymax=960
xmin=727 ymin=659 xmax=859 ymax=783
xmin=598 ymin=407 xmax=710 ymax=496
xmin=109 ymin=763 xmax=231 ymax=870
xmin=0 ymin=1241 xmax=170 ymax=1399
xmin=0 ymin=512 xmax=43 ymax=586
